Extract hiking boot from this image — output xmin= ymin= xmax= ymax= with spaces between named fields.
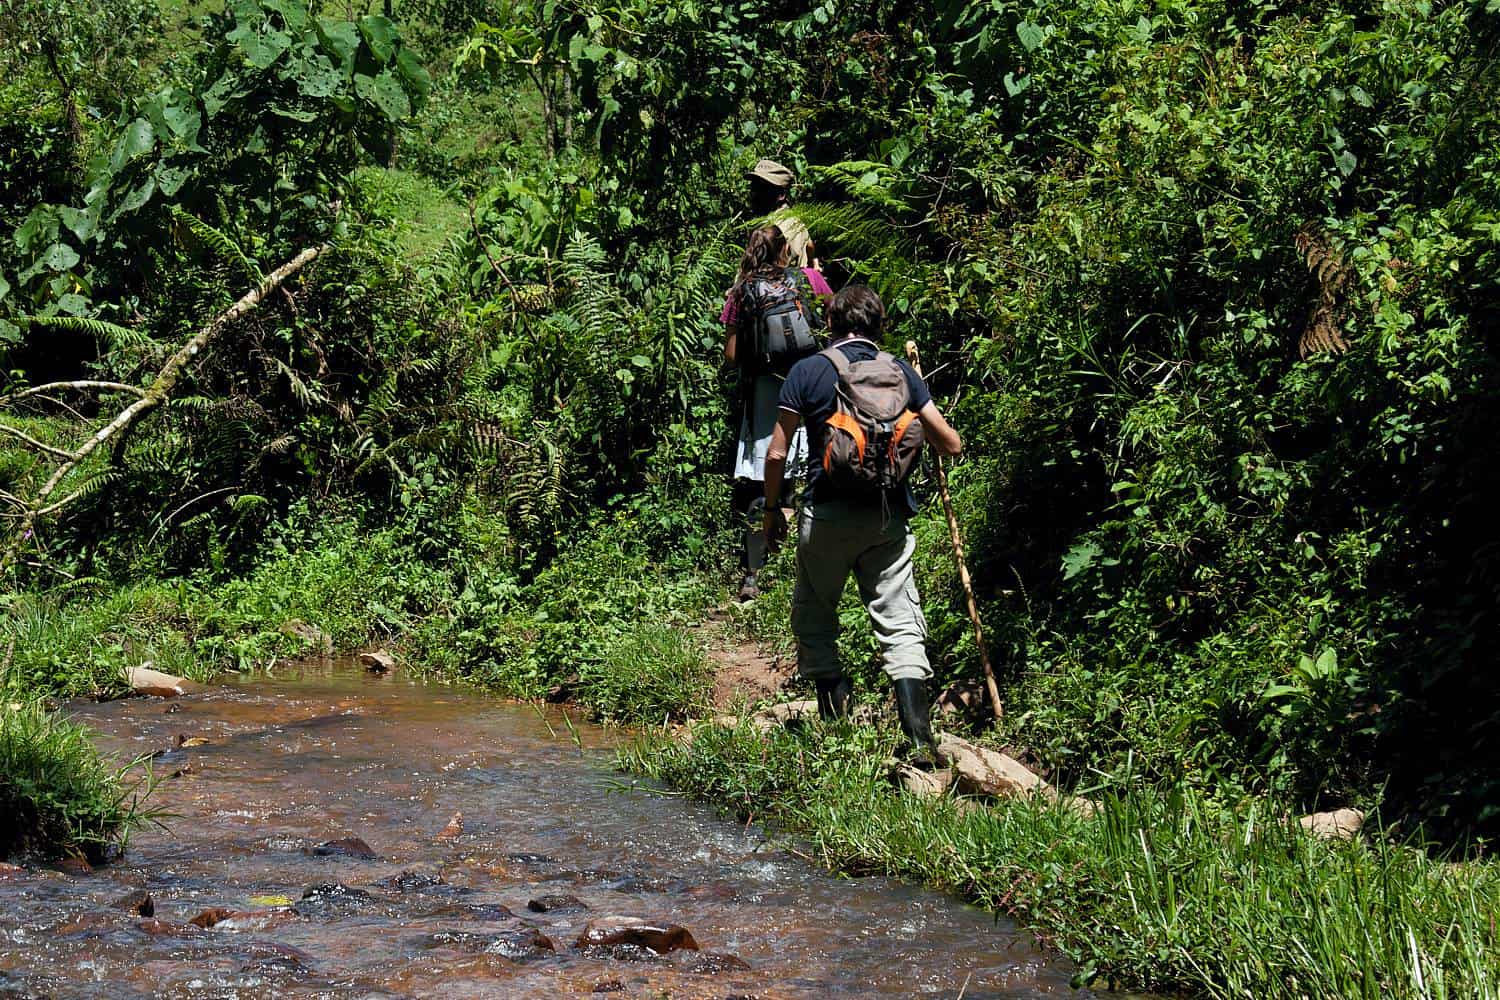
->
xmin=736 ymin=574 xmax=759 ymax=602
xmin=815 ymin=676 xmax=853 ymax=721
xmin=894 ymin=678 xmax=938 ymax=768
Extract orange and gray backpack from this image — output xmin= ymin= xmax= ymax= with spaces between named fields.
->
xmin=820 ymin=347 xmax=925 ymax=494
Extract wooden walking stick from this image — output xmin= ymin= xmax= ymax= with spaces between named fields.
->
xmin=905 ymin=341 xmax=1002 ymax=722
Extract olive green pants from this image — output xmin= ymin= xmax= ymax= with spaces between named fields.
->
xmin=791 ymin=500 xmax=932 ymax=683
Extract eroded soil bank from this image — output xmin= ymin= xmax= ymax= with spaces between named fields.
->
xmin=0 ymin=661 xmax=1123 ymax=998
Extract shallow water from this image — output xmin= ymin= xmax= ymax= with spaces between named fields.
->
xmin=1 ymin=661 xmax=1128 ymax=998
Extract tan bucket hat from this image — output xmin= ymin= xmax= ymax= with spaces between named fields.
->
xmin=747 ymin=159 xmax=795 ymax=188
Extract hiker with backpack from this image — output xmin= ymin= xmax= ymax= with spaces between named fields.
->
xmin=762 ymin=285 xmax=963 ymax=761
xmin=721 ymin=224 xmax=833 ymax=601
xmin=746 ymin=158 xmax=816 ymax=270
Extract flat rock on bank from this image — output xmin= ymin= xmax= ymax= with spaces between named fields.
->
xmin=125 ymin=666 xmax=199 ymax=698
xmin=1299 ymin=808 xmax=1365 ymax=840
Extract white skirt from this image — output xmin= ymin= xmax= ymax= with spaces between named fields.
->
xmin=734 ymin=375 xmax=808 ymax=482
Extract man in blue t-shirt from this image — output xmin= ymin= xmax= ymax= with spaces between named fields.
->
xmin=762 ymin=285 xmax=963 ymax=760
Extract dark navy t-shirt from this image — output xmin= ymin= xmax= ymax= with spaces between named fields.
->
xmin=778 ymin=337 xmax=932 ymax=512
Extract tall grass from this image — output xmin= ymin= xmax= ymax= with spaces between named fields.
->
xmin=577 ymin=623 xmax=712 ymax=723
xmin=624 ymin=723 xmax=1500 ymax=999
xmin=0 ymin=702 xmax=154 ymax=861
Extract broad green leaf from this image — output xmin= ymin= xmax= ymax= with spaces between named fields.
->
xmin=0 ymin=273 xmax=10 ymax=300
xmin=56 ymin=292 xmax=90 ymax=315
xmin=118 ymin=177 xmax=157 ymax=214
xmin=1061 ymin=540 xmax=1102 ymax=580
xmin=15 ymin=207 xmax=60 ymax=251
xmin=155 ymin=163 xmax=191 ymax=197
xmin=316 ymin=19 xmax=360 ymax=68
xmin=118 ymin=118 xmax=156 ymax=164
xmin=58 ymin=206 xmax=95 ymax=242
xmin=39 ymin=243 xmax=81 ymax=272
xmin=202 ymin=74 xmax=241 ymax=117
xmin=1334 ymin=149 xmax=1357 ymax=176
xmin=261 ymin=0 xmax=308 ymax=30
xmin=243 ymin=29 xmax=294 ymax=69
xmin=1016 ymin=21 xmax=1044 ymax=52
xmin=358 ymin=14 xmax=397 ymax=64
xmin=271 ymin=105 xmax=320 ymax=122
xmin=297 ymin=53 xmax=344 ymax=98
xmin=395 ymin=47 xmax=431 ymax=97
xmin=162 ymin=103 xmax=202 ymax=143
xmin=357 ymin=69 xmax=411 ymax=121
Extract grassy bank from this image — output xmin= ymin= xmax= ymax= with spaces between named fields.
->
xmin=0 ymin=702 xmax=153 ymax=861
xmin=624 ymin=722 xmax=1500 ymax=999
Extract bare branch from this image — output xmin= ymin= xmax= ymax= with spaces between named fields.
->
xmin=0 ymin=380 xmax=148 ymax=407
xmin=2 ymin=245 xmax=326 ymax=572
xmin=0 ymin=422 xmax=74 ymax=460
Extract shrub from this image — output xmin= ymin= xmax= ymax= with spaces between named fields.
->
xmin=0 ymin=702 xmax=152 ymax=861
xmin=578 ymin=623 xmax=712 ymax=723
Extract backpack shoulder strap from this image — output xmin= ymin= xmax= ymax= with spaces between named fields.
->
xmin=820 ymin=346 xmax=852 ymax=380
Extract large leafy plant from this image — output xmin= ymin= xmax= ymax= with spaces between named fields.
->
xmin=1 ymin=0 xmax=430 ymax=330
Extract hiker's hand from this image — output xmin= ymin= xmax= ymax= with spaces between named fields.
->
xmin=764 ymin=506 xmax=787 ymax=549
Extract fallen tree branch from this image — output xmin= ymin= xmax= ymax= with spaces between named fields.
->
xmin=0 ymin=380 xmax=148 ymax=407
xmin=2 ymin=245 xmax=326 ymax=573
xmin=0 ymin=423 xmax=74 ymax=460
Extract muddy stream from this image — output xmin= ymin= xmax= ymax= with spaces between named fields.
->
xmin=1 ymin=661 xmax=1136 ymax=998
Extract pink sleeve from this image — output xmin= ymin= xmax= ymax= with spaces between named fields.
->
xmin=719 ymin=290 xmax=738 ymax=327
xmin=803 ymin=268 xmax=834 ymax=297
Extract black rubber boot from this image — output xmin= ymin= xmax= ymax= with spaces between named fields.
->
xmin=815 ymin=676 xmax=853 ymax=721
xmin=894 ymin=678 xmax=938 ymax=767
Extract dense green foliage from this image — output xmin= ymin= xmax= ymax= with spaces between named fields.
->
xmin=2 ymin=0 xmax=1498 ymax=846
xmin=628 ymin=722 xmax=1500 ymax=998
xmin=0 ymin=703 xmax=153 ymax=861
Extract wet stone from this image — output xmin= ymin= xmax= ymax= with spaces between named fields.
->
xmin=110 ymin=890 xmax=154 ymax=916
xmin=375 ymin=870 xmax=451 ymax=893
xmin=296 ymin=882 xmax=378 ymax=915
xmin=309 ymin=836 xmax=379 ymax=859
xmin=504 ymin=852 xmax=559 ymax=868
xmin=486 ymin=927 xmax=557 ymax=960
xmin=591 ymin=979 xmax=625 ymax=993
xmin=683 ymin=952 xmax=752 ymax=975
xmin=429 ymin=902 xmax=515 ymax=921
xmin=53 ymin=911 xmax=119 ymax=936
xmin=581 ymin=942 xmax=672 ymax=964
xmin=527 ymin=894 xmax=588 ymax=913
xmin=135 ymin=918 xmax=203 ymax=937
xmin=241 ymin=941 xmax=315 ymax=967
xmin=420 ymin=930 xmax=497 ymax=952
xmin=575 ymin=917 xmax=700 ymax=955
xmin=52 ymin=856 xmax=92 ymax=876
xmin=190 ymin=908 xmax=296 ymax=932
xmin=605 ymin=874 xmax=684 ymax=894
xmin=435 ymin=811 xmax=464 ymax=841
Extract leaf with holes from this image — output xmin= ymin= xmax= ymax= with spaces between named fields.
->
xmin=356 ymin=69 xmax=411 ymax=121
xmin=358 ymin=14 xmax=397 ymax=64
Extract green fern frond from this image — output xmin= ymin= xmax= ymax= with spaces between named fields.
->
xmin=169 ymin=206 xmax=262 ymax=282
xmin=16 ymin=315 xmax=153 ymax=351
xmin=266 ymin=358 xmax=329 ymax=408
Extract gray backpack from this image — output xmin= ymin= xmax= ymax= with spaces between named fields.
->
xmin=738 ymin=267 xmax=822 ymax=376
xmin=819 ymin=347 xmax=924 ymax=494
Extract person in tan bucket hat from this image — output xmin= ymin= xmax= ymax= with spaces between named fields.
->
xmin=747 ymin=158 xmax=815 ymax=270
